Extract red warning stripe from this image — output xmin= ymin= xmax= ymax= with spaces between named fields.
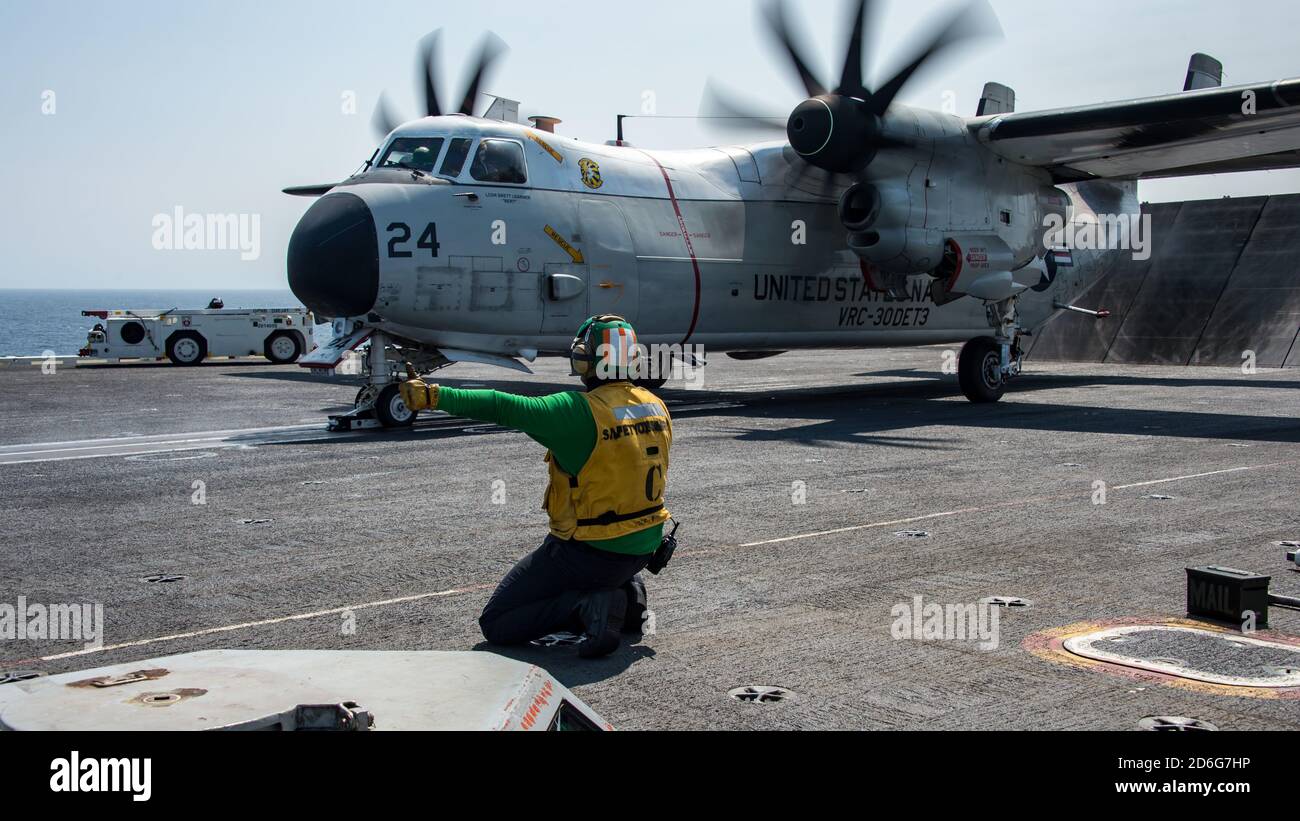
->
xmin=859 ymin=259 xmax=884 ymax=292
xmin=637 ymin=150 xmax=701 ymax=344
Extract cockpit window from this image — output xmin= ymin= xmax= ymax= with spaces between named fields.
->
xmin=470 ymin=139 xmax=527 ymax=184
xmin=440 ymin=138 xmax=473 ymax=178
xmin=379 ymin=137 xmax=445 ymax=172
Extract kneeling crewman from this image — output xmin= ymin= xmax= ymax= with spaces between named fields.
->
xmin=400 ymin=315 xmax=673 ymax=658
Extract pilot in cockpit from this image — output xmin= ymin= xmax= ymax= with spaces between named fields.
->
xmin=469 ymin=139 xmax=525 ymax=184
xmin=406 ymin=145 xmax=436 ymax=172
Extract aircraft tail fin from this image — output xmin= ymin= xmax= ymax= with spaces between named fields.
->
xmin=483 ymin=96 xmax=520 ymax=123
xmin=1183 ymin=53 xmax=1223 ymax=90
xmin=977 ymin=82 xmax=1015 ymax=116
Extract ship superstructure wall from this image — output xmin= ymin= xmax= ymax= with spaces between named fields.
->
xmin=1027 ymin=194 xmax=1300 ymax=367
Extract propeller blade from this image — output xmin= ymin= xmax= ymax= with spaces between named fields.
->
xmin=371 ymin=92 xmax=401 ymax=138
xmin=836 ymin=0 xmax=872 ymax=99
xmin=762 ymin=0 xmax=826 ymax=98
xmin=457 ymin=32 xmax=507 ymax=116
xmin=699 ymin=80 xmax=788 ymax=135
xmin=868 ymin=0 xmax=1001 ymax=116
xmin=418 ymin=30 xmax=444 ymax=117
xmin=282 ymin=184 xmax=340 ymax=197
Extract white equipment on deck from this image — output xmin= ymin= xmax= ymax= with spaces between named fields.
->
xmin=79 ymin=306 xmax=315 ymax=365
xmin=0 ymin=649 xmax=610 ymax=731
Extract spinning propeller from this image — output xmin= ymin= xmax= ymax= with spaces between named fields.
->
xmin=704 ymin=0 xmax=999 ymax=186
xmin=283 ymin=29 xmax=506 ymax=197
xmin=371 ymin=29 xmax=508 ymax=138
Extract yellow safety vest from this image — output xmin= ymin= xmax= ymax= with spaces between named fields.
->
xmin=544 ymin=383 xmax=672 ymax=542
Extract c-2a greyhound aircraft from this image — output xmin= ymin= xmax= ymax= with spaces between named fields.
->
xmin=284 ymin=0 xmax=1300 ymax=429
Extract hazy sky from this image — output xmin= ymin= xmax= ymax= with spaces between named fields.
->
xmin=3 ymin=0 xmax=1300 ymax=289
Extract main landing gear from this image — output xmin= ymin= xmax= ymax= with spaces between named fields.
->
xmin=957 ymin=297 xmax=1025 ymax=404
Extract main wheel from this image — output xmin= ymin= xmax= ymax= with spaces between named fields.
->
xmin=958 ymin=336 xmax=1006 ymax=403
xmin=166 ymin=331 xmax=207 ymax=366
xmin=374 ymin=382 xmax=417 ymax=428
xmin=264 ymin=331 xmax=302 ymax=364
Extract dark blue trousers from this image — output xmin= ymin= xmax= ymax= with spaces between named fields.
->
xmin=479 ymin=534 xmax=650 ymax=645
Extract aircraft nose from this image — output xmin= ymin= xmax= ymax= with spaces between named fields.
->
xmin=287 ymin=192 xmax=379 ymax=318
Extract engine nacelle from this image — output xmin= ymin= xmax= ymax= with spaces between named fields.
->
xmin=839 ymin=182 xmax=944 ymax=274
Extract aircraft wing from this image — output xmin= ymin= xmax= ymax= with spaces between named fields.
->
xmin=975 ymin=78 xmax=1300 ymax=182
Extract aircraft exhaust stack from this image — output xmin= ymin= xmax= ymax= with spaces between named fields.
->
xmin=528 ymin=115 xmax=561 ymax=133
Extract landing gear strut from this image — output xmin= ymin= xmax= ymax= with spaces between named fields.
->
xmin=957 ymin=297 xmax=1025 ymax=404
xmin=327 ymin=330 xmax=447 ymax=431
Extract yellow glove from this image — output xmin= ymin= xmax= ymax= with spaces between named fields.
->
xmin=399 ymin=379 xmax=439 ymax=411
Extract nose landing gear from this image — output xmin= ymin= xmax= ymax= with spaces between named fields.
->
xmin=349 ymin=384 xmax=416 ymax=428
xmin=327 ymin=330 xmax=448 ymax=431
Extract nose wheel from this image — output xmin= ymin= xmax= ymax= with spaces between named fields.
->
xmin=331 ymin=380 xmax=416 ymax=430
xmin=325 ymin=329 xmax=447 ymax=431
xmin=374 ymin=383 xmax=417 ymax=427
xmin=354 ymin=385 xmax=379 ymax=409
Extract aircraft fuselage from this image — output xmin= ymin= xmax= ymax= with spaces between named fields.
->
xmin=289 ymin=110 xmax=1134 ymax=360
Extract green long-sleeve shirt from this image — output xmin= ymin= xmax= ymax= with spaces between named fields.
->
xmin=437 ymin=386 xmax=663 ymax=555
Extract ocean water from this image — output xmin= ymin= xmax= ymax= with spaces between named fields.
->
xmin=0 ymin=289 xmax=306 ymax=356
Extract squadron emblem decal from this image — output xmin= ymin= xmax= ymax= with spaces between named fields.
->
xmin=578 ymin=158 xmax=603 ymax=190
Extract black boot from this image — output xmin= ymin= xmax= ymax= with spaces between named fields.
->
xmin=620 ymin=575 xmax=648 ymax=635
xmin=575 ymin=591 xmax=620 ymax=659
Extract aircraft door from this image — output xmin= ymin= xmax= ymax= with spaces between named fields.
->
xmin=578 ymin=198 xmax=639 ymax=323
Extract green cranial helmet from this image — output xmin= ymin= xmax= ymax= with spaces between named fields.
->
xmin=570 ymin=315 xmax=641 ymax=381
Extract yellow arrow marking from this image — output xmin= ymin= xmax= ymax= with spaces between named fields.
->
xmin=526 ymin=131 xmax=564 ymax=164
xmin=544 ymin=225 xmax=584 ymax=264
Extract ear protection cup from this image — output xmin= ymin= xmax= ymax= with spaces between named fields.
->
xmin=570 ymin=314 xmax=629 ymax=377
xmin=569 ymin=317 xmax=597 ymax=376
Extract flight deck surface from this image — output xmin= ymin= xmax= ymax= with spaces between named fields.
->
xmin=2 ymin=349 xmax=1297 ymax=730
